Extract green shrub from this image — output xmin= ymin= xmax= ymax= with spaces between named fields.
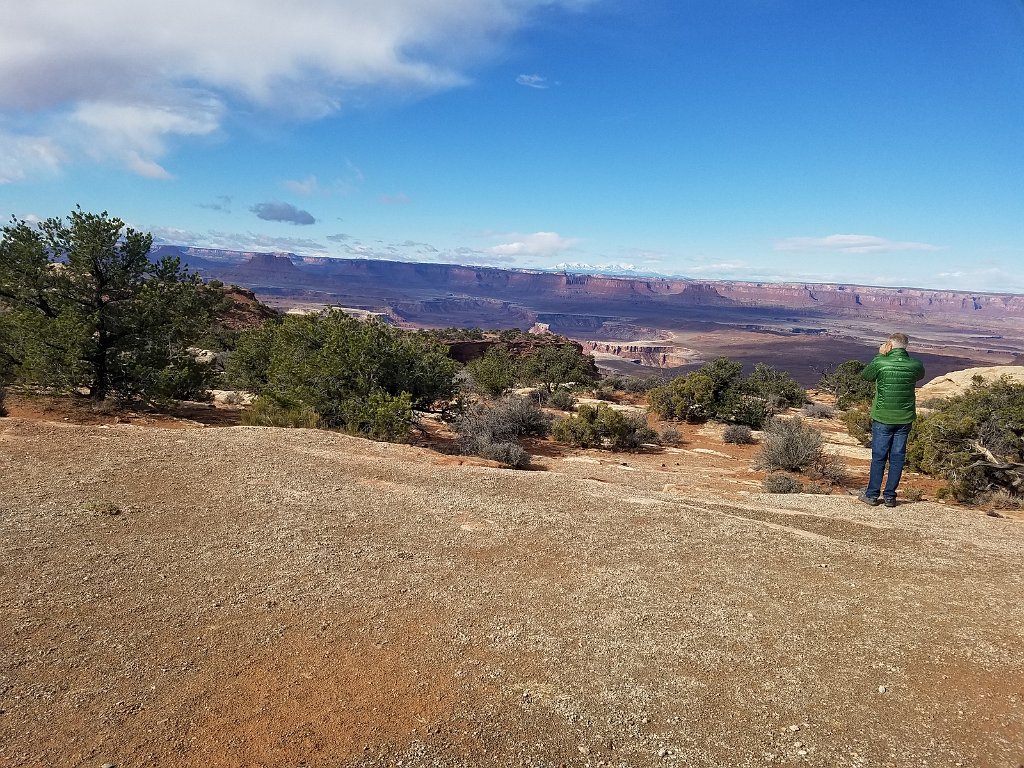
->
xmin=907 ymin=377 xmax=1024 ymax=503
xmin=841 ymin=407 xmax=872 ymax=447
xmin=648 ymin=358 xmax=806 ymax=428
xmin=242 ymin=397 xmax=321 ymax=428
xmin=754 ymin=417 xmax=824 ymax=472
xmin=605 ymin=375 xmax=659 ymax=394
xmin=552 ymin=412 xmax=601 ymax=448
xmin=520 ymin=343 xmax=598 ymax=393
xmin=723 ymin=424 xmax=754 ymax=444
xmin=552 ymin=403 xmax=656 ymax=452
xmin=227 ymin=311 xmax=456 ymax=440
xmin=464 ymin=345 xmax=518 ymax=397
xmin=0 ymin=386 xmax=6 ymax=417
xmin=648 ymin=357 xmax=743 ymax=423
xmin=337 ymin=391 xmax=414 ymax=442
xmin=901 ymin=488 xmax=925 ymax=502
xmin=744 ymin=363 xmax=807 ymax=409
xmin=548 ymin=388 xmax=577 ymax=411
xmin=763 ymin=473 xmax=803 ymax=493
xmin=818 ymin=360 xmax=875 ymax=409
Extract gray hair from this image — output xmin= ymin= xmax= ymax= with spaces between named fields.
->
xmin=887 ymin=332 xmax=909 ymax=349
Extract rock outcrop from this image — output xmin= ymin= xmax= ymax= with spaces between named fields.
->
xmin=918 ymin=366 xmax=1024 ymax=400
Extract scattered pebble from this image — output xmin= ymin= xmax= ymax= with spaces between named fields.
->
xmin=878 ymin=685 xmax=888 ymax=693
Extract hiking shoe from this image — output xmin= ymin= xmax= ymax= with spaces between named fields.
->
xmin=858 ymin=494 xmax=880 ymax=507
xmin=883 ymin=498 xmax=897 ymax=508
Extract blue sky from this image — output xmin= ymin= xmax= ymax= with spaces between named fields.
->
xmin=2 ymin=0 xmax=1024 ymax=292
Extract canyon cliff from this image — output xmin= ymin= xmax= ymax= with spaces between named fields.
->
xmin=153 ymin=246 xmax=1024 ymax=326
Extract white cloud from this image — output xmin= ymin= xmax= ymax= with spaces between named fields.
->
xmin=774 ymin=234 xmax=941 ymax=254
xmin=283 ymin=176 xmax=322 ymax=196
xmin=65 ymin=97 xmax=222 ymax=178
xmin=486 ymin=231 xmax=580 ymax=257
xmin=0 ymin=131 xmax=64 ymax=183
xmin=0 ymin=0 xmax=592 ymax=180
xmin=150 ymin=226 xmax=328 ymax=254
xmin=516 ymin=74 xmax=549 ymax=89
xmin=379 ymin=192 xmax=411 ymax=205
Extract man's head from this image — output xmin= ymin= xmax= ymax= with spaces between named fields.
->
xmin=887 ymin=332 xmax=909 ymax=349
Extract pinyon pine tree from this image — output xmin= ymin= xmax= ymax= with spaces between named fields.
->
xmin=0 ymin=208 xmax=217 ymax=401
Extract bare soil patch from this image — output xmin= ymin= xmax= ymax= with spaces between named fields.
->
xmin=1 ymin=414 xmax=1022 ymax=767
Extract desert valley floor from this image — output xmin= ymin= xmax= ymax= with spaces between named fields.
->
xmin=1 ymin=405 xmax=1022 ymax=768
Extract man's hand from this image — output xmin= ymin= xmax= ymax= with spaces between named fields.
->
xmin=879 ymin=341 xmax=892 ymax=355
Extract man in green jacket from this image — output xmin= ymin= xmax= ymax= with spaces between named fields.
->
xmin=859 ymin=333 xmax=926 ymax=507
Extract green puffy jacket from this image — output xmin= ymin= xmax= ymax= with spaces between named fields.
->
xmin=861 ymin=348 xmax=926 ymax=424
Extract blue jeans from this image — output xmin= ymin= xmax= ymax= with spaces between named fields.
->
xmin=866 ymin=420 xmax=913 ymax=500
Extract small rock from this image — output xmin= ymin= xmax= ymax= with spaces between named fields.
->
xmin=578 ymin=746 xmax=590 ymax=755
xmin=878 ymin=685 xmax=887 ymax=693
xmin=788 ymin=725 xmax=800 ymax=732
xmin=101 ymin=764 xmax=117 ymax=768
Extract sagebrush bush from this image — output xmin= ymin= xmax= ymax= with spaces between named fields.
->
xmin=754 ymin=417 xmax=824 ymax=472
xmin=982 ymin=489 xmax=1024 ymax=510
xmin=807 ymin=450 xmax=849 ymax=487
xmin=723 ymin=424 xmax=754 ymax=444
xmin=901 ymin=488 xmax=925 ymax=502
xmin=548 ymin=388 xmax=576 ymax=411
xmin=478 ymin=440 xmax=530 ymax=469
xmin=242 ymin=398 xmax=321 ymax=428
xmin=802 ymin=402 xmax=835 ymax=419
xmin=453 ymin=396 xmax=550 ymax=467
xmin=763 ymin=473 xmax=803 ymax=493
xmin=0 ymin=386 xmax=6 ymax=417
xmin=659 ymin=426 xmax=683 ymax=446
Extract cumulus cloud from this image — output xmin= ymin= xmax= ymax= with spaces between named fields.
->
xmin=516 ymin=74 xmax=549 ymax=89
xmin=774 ymin=234 xmax=941 ymax=254
xmin=250 ymin=201 xmax=316 ymax=225
xmin=486 ymin=231 xmax=580 ymax=257
xmin=0 ymin=0 xmax=592 ymax=181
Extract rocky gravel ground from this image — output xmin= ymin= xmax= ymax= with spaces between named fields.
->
xmin=1 ymin=417 xmax=1022 ymax=768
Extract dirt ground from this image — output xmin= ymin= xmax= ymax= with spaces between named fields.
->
xmin=1 ymin=401 xmax=1022 ymax=768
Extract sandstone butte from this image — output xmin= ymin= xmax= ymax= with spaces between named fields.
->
xmin=1 ymin=392 xmax=1022 ymax=768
